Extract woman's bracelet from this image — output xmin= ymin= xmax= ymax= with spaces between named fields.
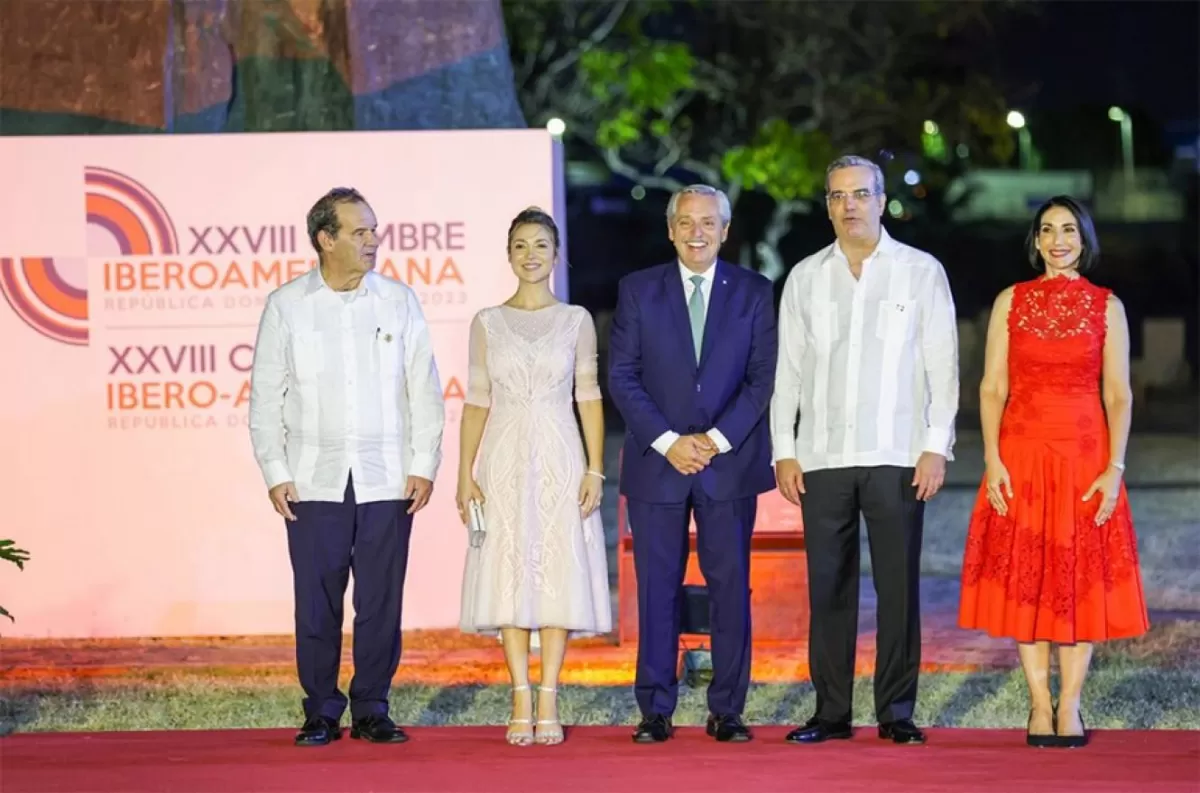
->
xmin=586 ymin=470 xmax=605 ymax=480
xmin=1110 ymin=460 xmax=1126 ymax=472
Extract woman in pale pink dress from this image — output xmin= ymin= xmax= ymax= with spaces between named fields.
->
xmin=456 ymin=207 xmax=611 ymax=746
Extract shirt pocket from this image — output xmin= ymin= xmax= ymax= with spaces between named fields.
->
xmin=371 ymin=325 xmax=405 ymax=378
xmin=875 ymin=299 xmax=916 ymax=341
xmin=290 ymin=331 xmax=325 ymax=380
xmin=366 ymin=298 xmax=405 ymax=377
xmin=806 ymin=300 xmax=839 ymax=351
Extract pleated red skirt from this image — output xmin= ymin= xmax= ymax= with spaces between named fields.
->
xmin=958 ymin=391 xmax=1150 ymax=644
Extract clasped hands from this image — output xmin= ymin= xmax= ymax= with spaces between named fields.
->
xmin=666 ymin=434 xmax=720 ymax=475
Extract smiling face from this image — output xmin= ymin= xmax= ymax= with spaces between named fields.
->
xmin=668 ymin=192 xmax=728 ymax=273
xmin=1035 ymin=205 xmax=1084 ymax=275
xmin=507 ymin=222 xmax=557 ymax=284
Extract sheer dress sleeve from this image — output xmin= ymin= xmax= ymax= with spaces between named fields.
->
xmin=574 ymin=308 xmax=602 ymax=403
xmin=464 ymin=311 xmax=491 ymax=408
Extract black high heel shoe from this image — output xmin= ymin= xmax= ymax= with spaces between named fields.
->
xmin=1026 ymin=707 xmax=1057 ymax=748
xmin=1055 ymin=713 xmax=1088 ymax=748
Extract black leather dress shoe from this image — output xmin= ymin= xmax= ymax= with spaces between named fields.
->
xmin=706 ymin=714 xmax=752 ymax=742
xmin=632 ymin=715 xmax=673 ymax=743
xmin=350 ymin=715 xmax=409 ymax=743
xmin=878 ymin=719 xmax=926 ymax=744
xmin=784 ymin=717 xmax=852 ymax=744
xmin=295 ymin=715 xmax=341 ymax=747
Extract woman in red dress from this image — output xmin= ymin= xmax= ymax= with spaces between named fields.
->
xmin=958 ymin=196 xmax=1149 ymax=749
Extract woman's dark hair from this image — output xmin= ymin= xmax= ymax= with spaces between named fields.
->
xmin=1025 ymin=195 xmax=1101 ymax=273
xmin=507 ymin=206 xmax=560 ymax=251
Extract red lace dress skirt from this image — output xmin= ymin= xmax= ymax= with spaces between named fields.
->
xmin=958 ymin=388 xmax=1150 ymax=643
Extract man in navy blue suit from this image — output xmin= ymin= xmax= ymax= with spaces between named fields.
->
xmin=608 ymin=184 xmax=778 ymax=744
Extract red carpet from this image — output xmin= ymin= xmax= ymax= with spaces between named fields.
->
xmin=4 ymin=727 xmax=1197 ymax=792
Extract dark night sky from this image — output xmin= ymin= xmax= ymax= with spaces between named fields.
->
xmin=1000 ymin=1 xmax=1199 ymax=126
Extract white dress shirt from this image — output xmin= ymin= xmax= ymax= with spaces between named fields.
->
xmin=651 ymin=260 xmax=733 ymax=457
xmin=769 ymin=228 xmax=959 ymax=472
xmin=249 ymin=268 xmax=445 ymax=503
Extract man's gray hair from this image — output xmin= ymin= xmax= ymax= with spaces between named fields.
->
xmin=666 ymin=184 xmax=732 ymax=225
xmin=825 ymin=155 xmax=885 ymax=195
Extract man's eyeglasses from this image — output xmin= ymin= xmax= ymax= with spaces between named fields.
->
xmin=826 ymin=189 xmax=879 ymax=204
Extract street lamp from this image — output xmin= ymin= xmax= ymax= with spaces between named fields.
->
xmin=1108 ymin=106 xmax=1134 ymax=184
xmin=1006 ymin=111 xmax=1032 ymax=171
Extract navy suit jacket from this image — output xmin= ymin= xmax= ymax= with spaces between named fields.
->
xmin=608 ymin=259 xmax=778 ymax=504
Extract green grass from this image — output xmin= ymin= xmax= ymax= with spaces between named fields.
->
xmin=4 ymin=657 xmax=1197 ymax=734
xmin=5 ymin=619 xmax=1197 ymax=735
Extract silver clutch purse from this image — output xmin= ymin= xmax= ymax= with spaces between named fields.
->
xmin=466 ymin=499 xmax=487 ymax=549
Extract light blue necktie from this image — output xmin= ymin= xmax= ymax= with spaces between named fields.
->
xmin=688 ymin=274 xmax=705 ymax=362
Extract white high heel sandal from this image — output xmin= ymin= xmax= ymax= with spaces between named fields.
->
xmin=535 ymin=686 xmax=564 ymax=745
xmin=507 ymin=684 xmax=534 ymax=745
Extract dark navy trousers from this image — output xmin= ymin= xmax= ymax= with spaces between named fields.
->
xmin=286 ymin=474 xmax=413 ymax=722
xmin=628 ymin=490 xmax=756 ymax=718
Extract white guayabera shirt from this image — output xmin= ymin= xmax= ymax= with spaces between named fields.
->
xmin=249 ymin=268 xmax=445 ymax=503
xmin=770 ymin=228 xmax=960 ymax=472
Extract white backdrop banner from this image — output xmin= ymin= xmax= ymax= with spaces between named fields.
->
xmin=0 ymin=130 xmax=564 ymax=638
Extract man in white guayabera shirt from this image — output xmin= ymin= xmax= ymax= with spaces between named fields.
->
xmin=249 ymin=187 xmax=445 ymax=748
xmin=770 ymin=156 xmax=959 ymax=748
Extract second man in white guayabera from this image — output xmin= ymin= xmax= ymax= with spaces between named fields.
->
xmin=770 ymin=155 xmax=960 ymax=747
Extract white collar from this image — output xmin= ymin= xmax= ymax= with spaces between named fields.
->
xmin=305 ymin=266 xmax=372 ymax=298
xmin=830 ymin=226 xmax=897 ymax=266
xmin=677 ymin=259 xmax=717 ymax=286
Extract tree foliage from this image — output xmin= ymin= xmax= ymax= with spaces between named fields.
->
xmin=503 ymin=0 xmax=1029 ymax=275
xmin=0 ymin=539 xmax=30 ymax=622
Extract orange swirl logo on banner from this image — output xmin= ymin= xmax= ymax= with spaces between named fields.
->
xmin=0 ymin=256 xmax=89 ymax=345
xmin=0 ymin=166 xmax=179 ymax=346
xmin=84 ymin=166 xmax=179 ymax=256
